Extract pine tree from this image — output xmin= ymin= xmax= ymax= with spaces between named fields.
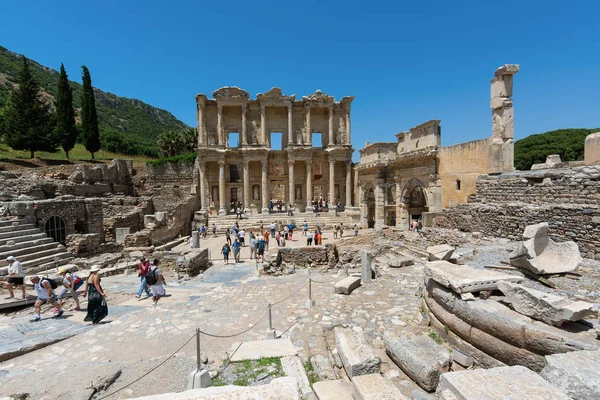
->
xmin=54 ymin=63 xmax=78 ymax=159
xmin=3 ymin=56 xmax=57 ymax=158
xmin=81 ymin=65 xmax=100 ymax=159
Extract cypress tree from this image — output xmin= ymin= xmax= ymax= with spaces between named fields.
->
xmin=81 ymin=65 xmax=100 ymax=159
xmin=54 ymin=63 xmax=78 ymax=159
xmin=3 ymin=56 xmax=57 ymax=158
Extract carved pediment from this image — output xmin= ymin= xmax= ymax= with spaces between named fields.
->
xmin=302 ymin=89 xmax=334 ymax=106
xmin=212 ymin=86 xmax=249 ymax=101
xmin=257 ymin=87 xmax=296 ymax=103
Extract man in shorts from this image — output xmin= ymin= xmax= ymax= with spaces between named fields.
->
xmin=30 ymin=275 xmax=63 ymax=322
xmin=232 ymin=238 xmax=241 ymax=263
xmin=249 ymin=234 xmax=257 ymax=260
xmin=257 ymin=236 xmax=266 ymax=263
xmin=147 ymin=259 xmax=167 ymax=307
xmin=4 ymin=256 xmax=26 ymax=299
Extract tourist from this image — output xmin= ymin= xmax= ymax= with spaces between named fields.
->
xmin=270 ymin=222 xmax=276 ymax=238
xmin=225 ymin=228 xmax=232 ymax=245
xmin=275 ymin=231 xmax=281 ymax=246
xmin=340 ymin=223 xmax=344 ymax=238
xmin=201 ymin=224 xmax=207 ymax=238
xmin=82 ymin=265 xmax=108 ymax=324
xmin=279 ymin=232 xmax=286 ymax=247
xmin=212 ymin=223 xmax=217 ymax=237
xmin=136 ymin=257 xmax=151 ymax=299
xmin=263 ymin=230 xmax=270 ymax=250
xmin=313 ymin=230 xmax=319 ymax=246
xmin=269 ymin=200 xmax=274 ymax=213
xmin=410 ymin=219 xmax=418 ymax=231
xmin=232 ymin=238 xmax=241 ymax=263
xmin=4 ymin=256 xmax=25 ymax=299
xmin=56 ymin=267 xmax=83 ymax=311
xmin=146 ymin=259 xmax=167 ymax=307
xmin=221 ymin=242 xmax=231 ymax=264
xmin=232 ymin=224 xmax=239 ymax=237
xmin=29 ymin=275 xmax=63 ymax=322
xmin=288 ymin=204 xmax=293 ymax=216
xmin=249 ymin=234 xmax=257 ymax=259
xmin=260 ymin=221 xmax=264 ymax=231
xmin=236 ymin=206 xmax=242 ymax=220
xmin=354 ymin=224 xmax=358 ymax=236
xmin=303 ymin=220 xmax=308 ymax=236
xmin=417 ymin=219 xmax=423 ymax=232
xmin=238 ymin=228 xmax=246 ymax=246
xmin=288 ymin=223 xmax=294 ymax=240
xmin=335 ymin=202 xmax=340 ymax=216
xmin=257 ymin=236 xmax=266 ymax=262
xmin=284 ymin=225 xmax=289 ymax=240
xmin=318 ymin=229 xmax=323 ymax=245
xmin=333 ymin=224 xmax=338 ymax=239
xmin=306 ymin=230 xmax=313 ymax=246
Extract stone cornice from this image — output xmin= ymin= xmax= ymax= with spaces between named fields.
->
xmin=302 ymin=90 xmax=335 ymax=107
xmin=257 ymin=87 xmax=296 ymax=106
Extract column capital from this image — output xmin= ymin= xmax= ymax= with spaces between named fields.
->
xmin=217 ymin=103 xmax=223 ymax=112
xmin=242 ymin=159 xmax=249 ymax=167
xmin=329 ymin=159 xmax=336 ymax=165
xmin=328 ymin=105 xmax=333 ymax=114
xmin=198 ymin=160 xmax=206 ymax=167
xmin=306 ymin=159 xmax=313 ymax=165
xmin=288 ymin=158 xmax=295 ymax=165
xmin=260 ymin=104 xmax=266 ymax=113
xmin=304 ymin=104 xmax=311 ymax=112
xmin=288 ymin=104 xmax=293 ymax=112
xmin=218 ymin=158 xmax=226 ymax=166
xmin=241 ymin=102 xmax=247 ymax=112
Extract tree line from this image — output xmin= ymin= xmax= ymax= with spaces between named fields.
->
xmin=0 ymin=56 xmax=100 ymax=159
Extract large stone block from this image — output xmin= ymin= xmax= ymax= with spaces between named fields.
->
xmin=384 ymin=332 xmax=451 ymax=392
xmin=494 ymin=64 xmax=520 ymax=77
xmin=334 ymin=276 xmax=361 ymax=295
xmin=490 ymin=76 xmax=513 ymax=99
xmin=585 ymin=132 xmax=600 ymax=165
xmin=424 ymin=261 xmax=523 ymax=293
xmin=437 ymin=366 xmax=569 ymax=400
xmin=388 ymin=256 xmax=414 ymax=268
xmin=426 ymin=244 xmax=455 ymax=261
xmin=313 ymin=380 xmax=354 ymax=400
xmin=334 ymin=327 xmax=380 ymax=378
xmin=522 ymin=222 xmax=549 ymax=240
xmin=541 ymin=350 xmax=600 ymax=400
xmin=491 ymin=104 xmax=514 ymax=139
xmin=497 ymin=281 xmax=597 ymax=326
xmin=352 ymin=373 xmax=408 ymax=400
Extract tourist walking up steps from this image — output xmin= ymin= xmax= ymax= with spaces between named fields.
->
xmin=303 ymin=220 xmax=308 ymax=236
xmin=83 ymin=265 xmax=108 ymax=325
xmin=257 ymin=236 xmax=266 ymax=262
xmin=145 ymin=259 xmax=167 ymax=307
xmin=212 ymin=222 xmax=217 ymax=237
xmin=136 ymin=257 xmax=151 ymax=299
xmin=4 ymin=256 xmax=25 ymax=299
xmin=57 ymin=267 xmax=83 ymax=311
xmin=29 ymin=275 xmax=63 ymax=322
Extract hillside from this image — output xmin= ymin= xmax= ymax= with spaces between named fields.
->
xmin=0 ymin=45 xmax=189 ymax=155
xmin=514 ymin=128 xmax=599 ymax=170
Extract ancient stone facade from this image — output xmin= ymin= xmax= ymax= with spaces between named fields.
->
xmin=194 ymin=87 xmax=354 ymax=215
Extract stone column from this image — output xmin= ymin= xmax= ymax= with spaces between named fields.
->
xmin=243 ymin=160 xmax=250 ymax=213
xmin=345 ymin=160 xmax=352 ymax=207
xmin=241 ymin=103 xmax=248 ymax=146
xmin=261 ymin=160 xmax=269 ymax=214
xmin=199 ymin=161 xmax=207 ymax=211
xmin=197 ymin=103 xmax=206 ymax=146
xmin=490 ymin=64 xmax=519 ymax=173
xmin=329 ymin=160 xmax=335 ymax=204
xmin=287 ymin=104 xmax=293 ymax=146
xmin=306 ymin=160 xmax=313 ymax=210
xmin=305 ymin=105 xmax=311 ymax=145
xmin=288 ymin=159 xmax=295 ymax=208
xmin=218 ymin=159 xmax=226 ymax=215
xmin=260 ymin=105 xmax=267 ymax=146
xmin=217 ymin=104 xmax=224 ymax=146
xmin=395 ymin=183 xmax=405 ymax=228
xmin=345 ymin=109 xmax=351 ymax=145
xmin=374 ymin=183 xmax=385 ymax=229
xmin=328 ymin=106 xmax=334 ymax=146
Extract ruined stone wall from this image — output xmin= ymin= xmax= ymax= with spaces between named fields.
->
xmin=26 ymin=197 xmax=104 ymax=238
xmin=146 ymin=160 xmax=195 ymax=183
xmin=275 ymin=244 xmax=337 ymax=268
xmin=438 ymin=138 xmax=491 ymax=208
xmin=103 ymin=197 xmax=153 ymax=241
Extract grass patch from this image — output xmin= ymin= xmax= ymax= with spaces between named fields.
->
xmin=146 ymin=152 xmax=196 ymax=168
xmin=215 ymin=357 xmax=284 ymax=387
xmin=429 ymin=330 xmax=443 ymax=344
xmin=304 ymin=359 xmax=319 ymax=387
xmin=0 ymin=142 xmax=153 ymax=163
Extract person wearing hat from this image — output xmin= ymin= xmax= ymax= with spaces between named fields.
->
xmin=29 ymin=275 xmax=63 ymax=322
xmin=136 ymin=257 xmax=151 ymax=299
xmin=56 ymin=267 xmax=83 ymax=311
xmin=82 ymin=265 xmax=108 ymax=325
xmin=4 ymin=256 xmax=26 ymax=299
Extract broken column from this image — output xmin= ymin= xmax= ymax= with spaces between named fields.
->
xmin=361 ymin=250 xmax=372 ymax=284
xmin=489 ymin=64 xmax=519 ymax=174
xmin=585 ymin=132 xmax=600 ymax=165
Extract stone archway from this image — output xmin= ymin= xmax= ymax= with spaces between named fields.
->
xmin=361 ymin=183 xmax=376 ymax=228
xmin=400 ymin=178 xmax=429 ymax=227
xmin=44 ymin=215 xmax=67 ymax=245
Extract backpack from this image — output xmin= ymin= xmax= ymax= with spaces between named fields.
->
xmin=42 ymin=278 xmax=58 ymax=289
xmin=145 ymin=268 xmax=158 ymax=286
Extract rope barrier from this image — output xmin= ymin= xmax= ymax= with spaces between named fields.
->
xmin=196 ymin=307 xmax=270 ymax=338
xmin=310 ymin=275 xmax=340 ymax=284
xmin=270 ymin=281 xmax=308 ymax=306
xmin=277 ymin=317 xmax=301 ymax=339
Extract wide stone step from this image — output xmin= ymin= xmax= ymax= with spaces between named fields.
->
xmin=334 ymin=327 xmax=380 ymax=378
xmin=21 ymin=252 xmax=72 ymax=270
xmin=0 ymin=241 xmax=58 ymax=259
xmin=0 ymin=232 xmax=48 ymax=246
xmin=352 ymin=374 xmax=408 ymax=400
xmin=313 ymin=380 xmax=355 ymax=400
xmin=3 ymin=246 xmax=65 ymax=263
xmin=26 ymin=257 xmax=74 ymax=275
xmin=0 ymin=228 xmax=43 ymax=241
xmin=0 ymin=223 xmax=35 ymax=234
xmin=0 ymin=218 xmax=27 ymax=228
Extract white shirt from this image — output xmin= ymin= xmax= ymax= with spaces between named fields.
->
xmin=8 ymin=260 xmax=24 ymax=276
xmin=270 ymin=223 xmax=276 ymax=230
xmin=35 ymin=280 xmax=52 ymax=299
xmin=149 ymin=266 xmax=163 ymax=287
xmin=238 ymin=230 xmax=245 ymax=238
xmin=307 ymin=232 xmax=313 ymax=239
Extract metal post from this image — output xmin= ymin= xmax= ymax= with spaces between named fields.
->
xmin=268 ymin=303 xmax=273 ymax=330
xmin=309 ymin=278 xmax=312 ymax=302
xmin=196 ymin=328 xmax=201 ymax=371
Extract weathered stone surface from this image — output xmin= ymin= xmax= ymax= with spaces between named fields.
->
xmin=229 ymin=339 xmax=297 ymax=362
xmin=334 ymin=327 xmax=380 ymax=378
xmin=541 ymin=350 xmax=600 ymax=400
xmin=384 ymin=332 xmax=451 ymax=392
xmin=128 ymin=377 xmax=300 ymax=399
xmin=424 ymin=261 xmax=523 ymax=293
xmin=312 ymin=380 xmax=354 ymax=400
xmin=388 ymin=257 xmax=414 ymax=268
xmin=451 ymin=350 xmax=473 ymax=368
xmin=437 ymin=366 xmax=569 ymax=400
xmin=310 ymin=354 xmax=337 ymax=381
xmin=585 ymin=132 xmax=600 ymax=165
xmin=427 ymin=244 xmax=455 ymax=261
xmin=498 ymin=281 xmax=597 ymax=326
xmin=281 ymin=356 xmax=312 ymax=399
xmin=334 ymin=276 xmax=361 ymax=295
xmin=352 ymin=373 xmax=408 ymax=400
xmin=494 ymin=64 xmax=520 ymax=77
xmin=522 ymin=222 xmax=549 ymax=240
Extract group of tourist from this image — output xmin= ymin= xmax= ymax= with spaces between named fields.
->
xmin=221 ymin=229 xmax=267 ymax=264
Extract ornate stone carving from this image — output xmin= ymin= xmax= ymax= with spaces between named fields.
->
xmin=257 ymin=87 xmax=296 ymax=104
xmin=302 ymin=89 xmax=335 ymax=106
xmin=212 ymin=86 xmax=249 ymax=101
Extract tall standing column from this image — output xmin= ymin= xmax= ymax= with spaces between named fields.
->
xmin=329 ymin=160 xmax=335 ymax=204
xmin=199 ymin=161 xmax=207 ymax=211
xmin=306 ymin=160 xmax=313 ymax=210
xmin=288 ymin=159 xmax=295 ymax=208
xmin=217 ymin=104 xmax=224 ymax=146
xmin=375 ymin=183 xmax=385 ymax=228
xmin=305 ymin=105 xmax=311 ymax=145
xmin=345 ymin=160 xmax=352 ymax=207
xmin=241 ymin=103 xmax=248 ymax=146
xmin=218 ymin=159 xmax=226 ymax=215
xmin=243 ymin=160 xmax=250 ymax=213
xmin=345 ymin=109 xmax=351 ymax=145
xmin=197 ymin=103 xmax=206 ymax=146
xmin=328 ymin=106 xmax=334 ymax=146
xmin=260 ymin=105 xmax=267 ymax=146
xmin=287 ymin=104 xmax=293 ymax=146
xmin=261 ymin=160 xmax=269 ymax=214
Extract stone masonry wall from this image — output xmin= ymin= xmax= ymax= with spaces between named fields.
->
xmin=146 ymin=160 xmax=195 ymax=183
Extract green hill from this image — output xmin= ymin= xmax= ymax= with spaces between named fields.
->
xmin=514 ymin=128 xmax=598 ymax=170
xmin=0 ymin=45 xmax=189 ymax=156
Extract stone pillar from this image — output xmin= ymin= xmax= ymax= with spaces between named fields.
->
xmin=218 ymin=160 xmax=226 ymax=215
xmin=191 ymin=231 xmax=199 ymax=248
xmin=217 ymin=104 xmax=224 ymax=146
xmin=197 ymin=103 xmax=206 ymax=146
xmin=374 ymin=183 xmax=385 ymax=229
xmin=361 ymin=250 xmax=372 ymax=284
xmin=345 ymin=160 xmax=352 ymax=207
xmin=287 ymin=104 xmax=293 ymax=146
xmin=199 ymin=161 xmax=207 ymax=211
xmin=395 ymin=183 xmax=405 ymax=229
xmin=306 ymin=160 xmax=313 ymax=210
xmin=585 ymin=132 xmax=600 ymax=165
xmin=329 ymin=160 xmax=335 ymax=204
xmin=241 ymin=103 xmax=248 ymax=146
xmin=345 ymin=109 xmax=351 ymax=145
xmin=260 ymin=105 xmax=267 ymax=146
xmin=489 ymin=64 xmax=519 ymax=174
xmin=288 ymin=159 xmax=295 ymax=208
xmin=305 ymin=105 xmax=311 ymax=145
xmin=328 ymin=106 xmax=334 ymax=146
xmin=261 ymin=160 xmax=269 ymax=214
xmin=243 ymin=160 xmax=250 ymax=213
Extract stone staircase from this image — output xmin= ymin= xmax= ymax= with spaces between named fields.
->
xmin=0 ymin=217 xmax=73 ymax=275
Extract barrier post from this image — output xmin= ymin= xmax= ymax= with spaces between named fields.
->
xmin=266 ymin=303 xmax=276 ymax=339
xmin=305 ymin=269 xmax=316 ymax=309
xmin=187 ymin=329 xmax=211 ymax=389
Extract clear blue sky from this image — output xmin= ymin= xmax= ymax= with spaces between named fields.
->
xmin=1 ymin=0 xmax=598 ymax=154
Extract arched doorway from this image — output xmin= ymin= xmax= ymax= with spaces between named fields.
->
xmin=365 ymin=187 xmax=375 ymax=228
xmin=401 ymin=179 xmax=429 ymax=227
xmin=44 ymin=215 xmax=67 ymax=244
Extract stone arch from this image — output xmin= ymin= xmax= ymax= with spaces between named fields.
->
xmin=401 ymin=178 xmax=429 ymax=207
xmin=44 ymin=215 xmax=67 ymax=245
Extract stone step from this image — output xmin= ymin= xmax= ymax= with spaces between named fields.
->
xmin=0 ymin=232 xmax=48 ymax=246
xmin=0 ymin=223 xmax=35 ymax=234
xmin=0 ymin=241 xmax=59 ymax=259
xmin=334 ymin=327 xmax=380 ymax=378
xmin=0 ymin=228 xmax=44 ymax=241
xmin=352 ymin=374 xmax=408 ymax=400
xmin=21 ymin=252 xmax=72 ymax=270
xmin=26 ymin=257 xmax=74 ymax=275
xmin=2 ymin=246 xmax=65 ymax=264
xmin=0 ymin=218 xmax=27 ymax=228
xmin=313 ymin=379 xmax=355 ymax=400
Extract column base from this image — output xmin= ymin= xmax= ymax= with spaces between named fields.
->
xmin=244 ymin=208 xmax=251 ymax=214
xmin=262 ymin=208 xmax=270 ymax=214
xmin=218 ymin=208 xmax=227 ymax=216
xmin=266 ymin=329 xmax=277 ymax=340
xmin=187 ymin=368 xmax=211 ymax=389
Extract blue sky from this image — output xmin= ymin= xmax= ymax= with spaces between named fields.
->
xmin=1 ymin=0 xmax=598 ymax=154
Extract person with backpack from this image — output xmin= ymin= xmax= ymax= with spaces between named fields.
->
xmin=82 ymin=265 xmax=108 ymax=325
xmin=56 ymin=267 xmax=83 ymax=311
xmin=29 ymin=275 xmax=63 ymax=322
xmin=136 ymin=257 xmax=151 ymax=299
xmin=232 ymin=238 xmax=241 ymax=263
xmin=222 ymin=242 xmax=231 ymax=265
xmin=257 ymin=236 xmax=266 ymax=262
xmin=145 ymin=259 xmax=167 ymax=307
xmin=303 ymin=221 xmax=308 ymax=236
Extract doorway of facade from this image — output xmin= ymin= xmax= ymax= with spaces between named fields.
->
xmin=44 ymin=215 xmax=67 ymax=244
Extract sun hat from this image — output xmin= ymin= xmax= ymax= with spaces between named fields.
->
xmin=6 ymin=256 xmax=15 ymax=261
xmin=58 ymin=267 xmax=67 ymax=274
xmin=90 ymin=265 xmax=101 ymax=272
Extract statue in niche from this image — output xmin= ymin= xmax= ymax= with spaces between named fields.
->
xmin=211 ymin=186 xmax=219 ymax=205
xmin=252 ymin=184 xmax=260 ymax=201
